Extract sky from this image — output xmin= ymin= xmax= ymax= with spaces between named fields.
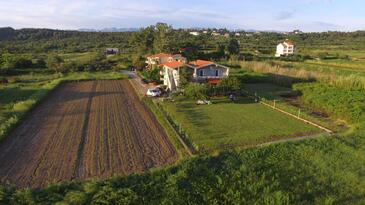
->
xmin=0 ymin=0 xmax=364 ymax=32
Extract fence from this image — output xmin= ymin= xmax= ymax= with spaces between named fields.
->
xmin=155 ymin=101 xmax=198 ymax=155
xmin=242 ymin=90 xmax=334 ymax=134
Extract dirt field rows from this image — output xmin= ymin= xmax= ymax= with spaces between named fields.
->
xmin=0 ymin=80 xmax=177 ymax=188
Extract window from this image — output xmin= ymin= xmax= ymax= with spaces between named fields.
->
xmin=215 ymin=70 xmax=219 ymax=76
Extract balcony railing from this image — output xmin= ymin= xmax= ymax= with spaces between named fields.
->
xmin=194 ymin=75 xmax=228 ymax=79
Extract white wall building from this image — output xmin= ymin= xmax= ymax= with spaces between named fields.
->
xmin=161 ymin=61 xmax=185 ymax=91
xmin=275 ymin=40 xmax=295 ymax=57
xmin=189 ymin=31 xmax=200 ymax=36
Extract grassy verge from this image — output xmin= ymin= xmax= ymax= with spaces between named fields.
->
xmin=0 ymin=71 xmax=126 ymax=143
xmin=2 ymin=131 xmax=365 ymax=204
xmin=143 ymin=98 xmax=190 ymax=158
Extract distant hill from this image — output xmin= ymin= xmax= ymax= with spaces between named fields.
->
xmin=78 ymin=27 xmax=139 ymax=32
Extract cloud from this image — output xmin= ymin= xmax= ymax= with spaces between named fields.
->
xmin=275 ymin=11 xmax=294 ymax=21
xmin=0 ymin=0 xmax=362 ymax=31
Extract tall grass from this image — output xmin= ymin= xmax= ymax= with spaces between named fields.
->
xmin=237 ymin=61 xmax=365 ymax=90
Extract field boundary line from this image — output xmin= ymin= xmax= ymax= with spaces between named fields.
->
xmin=207 ymin=132 xmax=330 ymax=154
xmin=153 ymin=100 xmax=194 ymax=156
xmin=242 ymin=90 xmax=334 ymax=134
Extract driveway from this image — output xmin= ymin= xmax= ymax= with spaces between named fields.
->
xmin=121 ymin=70 xmax=152 ymax=97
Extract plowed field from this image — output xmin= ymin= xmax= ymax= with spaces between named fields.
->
xmin=0 ymin=80 xmax=177 ymax=188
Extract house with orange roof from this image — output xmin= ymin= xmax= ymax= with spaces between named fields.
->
xmin=187 ymin=60 xmax=229 ymax=84
xmin=162 ymin=59 xmax=229 ymax=91
xmin=275 ymin=40 xmax=295 ymax=57
xmin=145 ymin=53 xmax=186 ymax=69
xmin=161 ymin=61 xmax=185 ymax=91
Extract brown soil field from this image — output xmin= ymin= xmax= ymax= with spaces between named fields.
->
xmin=0 ymin=80 xmax=177 ymax=188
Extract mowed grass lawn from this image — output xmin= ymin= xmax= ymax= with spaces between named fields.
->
xmin=163 ymin=97 xmax=321 ymax=151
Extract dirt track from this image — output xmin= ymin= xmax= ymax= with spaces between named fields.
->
xmin=0 ymin=80 xmax=177 ymax=188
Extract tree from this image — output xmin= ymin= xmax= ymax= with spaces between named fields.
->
xmin=178 ymin=67 xmax=192 ymax=89
xmin=227 ymin=38 xmax=240 ymax=55
xmin=184 ymin=83 xmax=209 ymax=99
xmin=46 ymin=55 xmax=64 ymax=72
xmin=217 ymin=77 xmax=242 ymax=95
xmin=153 ymin=23 xmax=172 ymax=53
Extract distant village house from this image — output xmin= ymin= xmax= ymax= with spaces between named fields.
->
xmin=189 ymin=31 xmax=200 ymax=36
xmin=275 ymin=40 xmax=295 ymax=57
xmin=105 ymin=48 xmax=119 ymax=55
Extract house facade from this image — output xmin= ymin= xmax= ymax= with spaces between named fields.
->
xmin=145 ymin=53 xmax=186 ymax=69
xmin=275 ymin=40 xmax=295 ymax=57
xmin=187 ymin=60 xmax=229 ymax=83
xmin=161 ymin=61 xmax=185 ymax=91
xmin=163 ymin=59 xmax=230 ymax=91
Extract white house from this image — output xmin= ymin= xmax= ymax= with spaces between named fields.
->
xmin=161 ymin=61 xmax=185 ymax=91
xmin=189 ymin=31 xmax=200 ymax=36
xmin=275 ymin=40 xmax=295 ymax=57
xmin=145 ymin=53 xmax=186 ymax=69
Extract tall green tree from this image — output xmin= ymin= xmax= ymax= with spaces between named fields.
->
xmin=227 ymin=38 xmax=240 ymax=55
xmin=153 ymin=23 xmax=172 ymax=53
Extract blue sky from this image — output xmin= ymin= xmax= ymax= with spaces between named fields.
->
xmin=0 ymin=0 xmax=364 ymax=31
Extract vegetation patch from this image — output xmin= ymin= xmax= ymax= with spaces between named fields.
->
xmin=293 ymin=82 xmax=365 ymax=124
xmin=2 ymin=134 xmax=365 ymax=204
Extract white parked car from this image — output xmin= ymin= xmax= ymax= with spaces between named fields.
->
xmin=146 ymin=88 xmax=161 ymax=97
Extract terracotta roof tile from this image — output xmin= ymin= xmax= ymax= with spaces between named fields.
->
xmin=188 ymin=60 xmax=215 ymax=68
xmin=160 ymin=61 xmax=184 ymax=69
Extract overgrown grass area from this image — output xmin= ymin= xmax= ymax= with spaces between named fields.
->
xmin=2 ymin=133 xmax=365 ymax=204
xmin=162 ymin=96 xmax=321 ymax=151
xmin=305 ymin=59 xmax=365 ymax=72
xmin=59 ymin=52 xmax=98 ymax=63
xmin=0 ymin=71 xmax=126 ymax=142
xmin=293 ymin=82 xmax=365 ymax=126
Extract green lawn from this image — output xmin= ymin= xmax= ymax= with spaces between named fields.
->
xmin=244 ymin=83 xmax=342 ymax=131
xmin=162 ymin=96 xmax=321 ymax=151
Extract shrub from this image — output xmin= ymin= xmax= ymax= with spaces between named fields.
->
xmin=216 ymin=77 xmax=242 ymax=95
xmin=293 ymin=82 xmax=365 ymax=123
xmin=184 ymin=83 xmax=209 ymax=99
xmin=141 ymin=68 xmax=161 ymax=83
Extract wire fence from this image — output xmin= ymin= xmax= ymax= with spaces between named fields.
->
xmin=242 ymin=90 xmax=334 ymax=134
xmin=155 ymin=101 xmax=198 ymax=154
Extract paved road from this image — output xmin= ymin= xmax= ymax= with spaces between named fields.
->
xmin=122 ymin=70 xmax=151 ymax=97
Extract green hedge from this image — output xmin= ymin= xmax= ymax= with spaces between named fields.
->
xmin=293 ymin=82 xmax=365 ymax=123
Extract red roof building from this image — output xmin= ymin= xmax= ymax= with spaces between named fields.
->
xmin=187 ymin=60 xmax=215 ymax=69
xmin=160 ymin=61 xmax=184 ymax=69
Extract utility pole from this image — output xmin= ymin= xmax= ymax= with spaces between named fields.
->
xmin=298 ymin=109 xmax=301 ymax=118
